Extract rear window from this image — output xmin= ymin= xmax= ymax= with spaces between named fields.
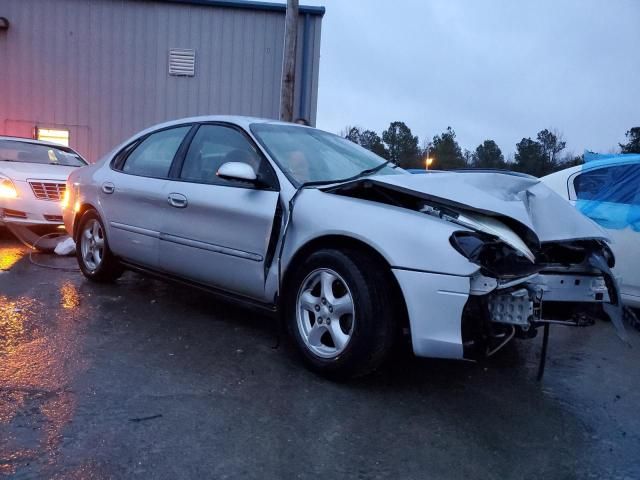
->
xmin=121 ymin=127 xmax=190 ymax=178
xmin=0 ymin=139 xmax=87 ymax=167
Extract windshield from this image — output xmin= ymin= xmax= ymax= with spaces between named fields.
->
xmin=0 ymin=140 xmax=87 ymax=167
xmin=250 ymin=123 xmax=403 ymax=185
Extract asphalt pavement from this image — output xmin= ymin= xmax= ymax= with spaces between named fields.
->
xmin=1 ymin=228 xmax=639 ymax=479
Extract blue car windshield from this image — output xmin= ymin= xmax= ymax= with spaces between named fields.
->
xmin=250 ymin=123 xmax=403 ymax=186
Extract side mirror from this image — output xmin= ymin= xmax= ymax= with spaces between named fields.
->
xmin=217 ymin=162 xmax=257 ymax=182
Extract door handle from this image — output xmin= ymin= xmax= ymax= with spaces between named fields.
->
xmin=168 ymin=193 xmax=188 ymax=208
xmin=101 ymin=182 xmax=115 ymax=194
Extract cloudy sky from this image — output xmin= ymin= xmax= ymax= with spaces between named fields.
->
xmin=302 ymin=0 xmax=640 ymax=157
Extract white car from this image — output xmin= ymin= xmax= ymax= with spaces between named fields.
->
xmin=0 ymin=137 xmax=88 ymax=244
xmin=542 ymin=155 xmax=640 ymax=308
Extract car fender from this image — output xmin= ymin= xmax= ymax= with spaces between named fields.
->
xmin=67 ymin=164 xmax=111 ymax=240
xmin=280 ymin=189 xmax=479 ymax=278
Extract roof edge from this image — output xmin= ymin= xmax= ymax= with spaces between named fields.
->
xmin=146 ymin=0 xmax=325 ymax=16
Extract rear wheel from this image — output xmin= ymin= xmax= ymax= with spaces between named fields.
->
xmin=286 ymin=249 xmax=396 ymax=379
xmin=76 ymin=210 xmax=123 ymax=282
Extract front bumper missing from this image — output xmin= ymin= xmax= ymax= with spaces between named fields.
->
xmin=463 ymin=255 xmax=630 ymax=371
xmin=393 ymin=249 xmax=629 ymax=368
xmin=486 ymin=273 xmax=610 ymax=328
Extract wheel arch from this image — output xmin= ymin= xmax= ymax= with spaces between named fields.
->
xmin=281 ymin=234 xmax=410 ymax=335
xmin=72 ymin=202 xmax=99 ymax=242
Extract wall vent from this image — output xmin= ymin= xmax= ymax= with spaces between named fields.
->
xmin=168 ymin=48 xmax=196 ymax=76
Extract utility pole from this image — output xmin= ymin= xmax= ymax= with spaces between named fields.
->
xmin=280 ymin=0 xmax=298 ymax=122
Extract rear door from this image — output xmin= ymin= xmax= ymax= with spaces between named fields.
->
xmin=159 ymin=123 xmax=280 ymax=301
xmin=100 ymin=125 xmax=193 ymax=269
xmin=571 ymin=162 xmax=640 ymax=301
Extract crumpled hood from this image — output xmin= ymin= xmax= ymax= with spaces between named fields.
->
xmin=351 ymin=171 xmax=609 ymax=244
xmin=0 ymin=161 xmax=79 ymax=182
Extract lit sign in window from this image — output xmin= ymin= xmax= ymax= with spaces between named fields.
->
xmin=36 ymin=128 xmax=70 ymax=147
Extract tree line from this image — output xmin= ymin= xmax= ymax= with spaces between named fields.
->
xmin=342 ymin=123 xmax=640 ymax=177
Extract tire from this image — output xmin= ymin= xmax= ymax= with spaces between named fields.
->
xmin=285 ymin=248 xmax=397 ymax=379
xmin=75 ymin=209 xmax=123 ymax=282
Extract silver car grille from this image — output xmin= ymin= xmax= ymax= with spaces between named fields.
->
xmin=28 ymin=181 xmax=66 ymax=201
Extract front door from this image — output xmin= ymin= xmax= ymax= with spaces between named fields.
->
xmin=159 ymin=124 xmax=280 ymax=301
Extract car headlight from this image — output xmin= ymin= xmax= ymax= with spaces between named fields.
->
xmin=0 ymin=177 xmax=18 ymax=198
xmin=450 ymin=231 xmax=541 ymax=278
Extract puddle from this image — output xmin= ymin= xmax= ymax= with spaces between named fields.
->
xmin=0 ymin=287 xmax=87 ymax=476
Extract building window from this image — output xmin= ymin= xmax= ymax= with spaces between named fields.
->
xmin=35 ymin=127 xmax=70 ymax=147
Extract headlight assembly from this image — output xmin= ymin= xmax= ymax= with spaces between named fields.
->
xmin=60 ymin=188 xmax=70 ymax=208
xmin=450 ymin=231 xmax=541 ymax=279
xmin=0 ymin=177 xmax=18 ymax=198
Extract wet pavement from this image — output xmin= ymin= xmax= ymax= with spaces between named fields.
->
xmin=1 ymin=228 xmax=639 ymax=479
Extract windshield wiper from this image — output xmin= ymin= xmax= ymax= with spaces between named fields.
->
xmin=294 ymin=161 xmax=392 ymax=190
xmin=354 ymin=160 xmax=391 ymax=179
xmin=300 ymin=161 xmax=392 ymax=189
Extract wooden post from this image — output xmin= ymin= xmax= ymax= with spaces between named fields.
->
xmin=280 ymin=0 xmax=298 ymax=122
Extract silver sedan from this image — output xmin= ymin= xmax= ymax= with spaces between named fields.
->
xmin=63 ymin=116 xmax=626 ymax=378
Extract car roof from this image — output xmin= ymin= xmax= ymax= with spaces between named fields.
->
xmin=543 ymin=155 xmax=640 ymax=181
xmin=120 ymin=115 xmax=310 ymax=149
xmin=141 ymin=115 xmax=294 ymax=132
xmin=580 ymin=155 xmax=640 ymax=171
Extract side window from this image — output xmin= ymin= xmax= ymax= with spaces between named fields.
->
xmin=574 ymin=164 xmax=640 ymax=205
xmin=112 ymin=141 xmax=139 ymax=170
xmin=122 ymin=126 xmax=191 ymax=178
xmin=179 ymin=125 xmax=269 ymax=186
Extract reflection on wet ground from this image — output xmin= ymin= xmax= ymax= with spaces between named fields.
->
xmin=0 ymin=272 xmax=85 ymax=477
xmin=60 ymin=281 xmax=80 ymax=310
xmin=0 ymin=296 xmax=37 ymax=355
xmin=0 ymin=248 xmax=25 ymax=271
xmin=0 ymin=228 xmax=27 ymax=272
xmin=0 ymin=229 xmax=639 ymax=479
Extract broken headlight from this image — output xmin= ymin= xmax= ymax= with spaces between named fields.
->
xmin=450 ymin=231 xmax=541 ymax=279
xmin=537 ymin=240 xmax=615 ymax=269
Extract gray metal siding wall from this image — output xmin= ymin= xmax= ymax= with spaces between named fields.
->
xmin=0 ymin=0 xmax=322 ymax=161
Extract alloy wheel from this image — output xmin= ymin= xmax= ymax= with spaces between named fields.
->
xmin=296 ymin=268 xmax=355 ymax=358
xmin=80 ymin=219 xmax=105 ymax=272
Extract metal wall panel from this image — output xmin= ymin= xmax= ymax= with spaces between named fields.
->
xmin=0 ymin=0 xmax=322 ymax=161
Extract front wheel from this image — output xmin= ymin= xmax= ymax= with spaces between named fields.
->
xmin=76 ymin=210 xmax=123 ymax=282
xmin=286 ymin=249 xmax=396 ymax=379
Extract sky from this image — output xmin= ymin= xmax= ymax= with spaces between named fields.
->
xmin=302 ymin=0 xmax=640 ymax=157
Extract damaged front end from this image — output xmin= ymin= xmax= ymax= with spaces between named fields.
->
xmin=460 ymin=237 xmax=625 ymax=362
xmin=324 ymin=173 xmax=629 ymax=372
xmin=426 ymin=200 xmax=627 ymax=363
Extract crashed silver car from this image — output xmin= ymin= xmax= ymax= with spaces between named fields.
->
xmin=63 ymin=116 xmax=626 ymax=378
